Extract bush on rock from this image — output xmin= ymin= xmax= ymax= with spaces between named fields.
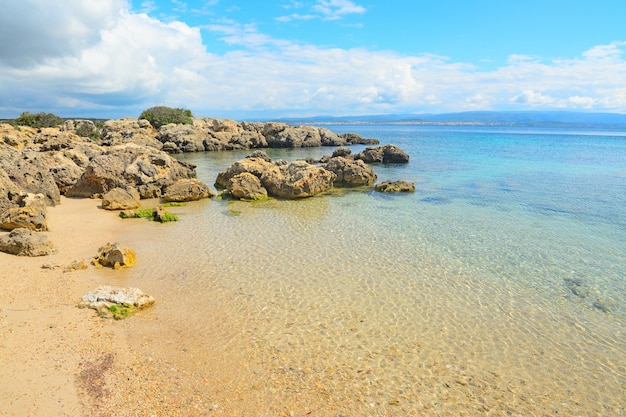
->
xmin=139 ymin=106 xmax=193 ymax=129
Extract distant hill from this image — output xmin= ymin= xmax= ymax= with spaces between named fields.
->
xmin=274 ymin=111 xmax=626 ymax=127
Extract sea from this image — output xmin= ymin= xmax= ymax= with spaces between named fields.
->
xmin=105 ymin=124 xmax=625 ymax=416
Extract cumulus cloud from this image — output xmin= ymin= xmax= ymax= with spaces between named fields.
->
xmin=0 ymin=1 xmax=625 ymax=118
xmin=0 ymin=0 xmax=127 ymax=67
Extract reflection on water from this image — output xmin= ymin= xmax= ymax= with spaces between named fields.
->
xmin=101 ymin=126 xmax=625 ymax=415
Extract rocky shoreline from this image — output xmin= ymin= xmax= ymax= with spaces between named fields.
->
xmin=1 ymin=117 xmax=412 ymax=255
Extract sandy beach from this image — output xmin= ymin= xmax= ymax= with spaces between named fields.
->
xmin=0 ymin=198 xmax=208 ymax=417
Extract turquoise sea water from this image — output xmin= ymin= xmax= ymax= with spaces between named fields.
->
xmin=113 ymin=125 xmax=625 ymax=416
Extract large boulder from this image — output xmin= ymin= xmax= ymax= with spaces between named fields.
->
xmin=66 ymin=144 xmax=197 ymax=199
xmin=163 ymin=178 xmax=214 ymax=202
xmin=100 ymin=118 xmax=162 ymax=149
xmin=227 ymin=172 xmax=268 ymax=200
xmin=323 ymin=156 xmax=377 ymax=187
xmin=0 ymin=228 xmax=56 ymax=256
xmin=355 ymin=144 xmax=410 ymax=164
xmin=215 ymin=157 xmax=275 ymax=189
xmin=78 ymin=285 xmax=155 ymax=319
xmin=93 ymin=242 xmax=136 ymax=269
xmin=260 ymin=161 xmax=336 ymax=198
xmin=101 ymin=187 xmax=140 ymax=210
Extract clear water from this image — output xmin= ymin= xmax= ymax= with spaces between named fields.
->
xmin=108 ymin=125 xmax=626 ymax=416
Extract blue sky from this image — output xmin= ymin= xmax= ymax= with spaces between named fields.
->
xmin=1 ymin=0 xmax=625 ymax=119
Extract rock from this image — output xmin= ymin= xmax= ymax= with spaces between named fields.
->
xmin=0 ymin=123 xmax=37 ymax=150
xmin=93 ymin=242 xmax=136 ymax=269
xmin=66 ymin=143 xmax=197 ymax=199
xmin=215 ymin=157 xmax=275 ymax=189
xmin=151 ymin=206 xmax=178 ymax=223
xmin=100 ymin=118 xmax=162 ymax=149
xmin=247 ymin=150 xmax=272 ymax=162
xmin=101 ymin=187 xmax=140 ymax=210
xmin=163 ymin=178 xmax=214 ymax=202
xmin=63 ymin=259 xmax=89 ymax=272
xmin=158 ymin=123 xmax=207 ymax=153
xmin=0 ymin=228 xmax=57 ymax=256
xmin=355 ymin=144 xmax=410 ymax=164
xmin=227 ymin=172 xmax=268 ymax=200
xmin=322 ymin=157 xmax=377 ymax=187
xmin=375 ymin=180 xmax=416 ymax=193
xmin=260 ymin=160 xmax=336 ymax=198
xmin=0 ymin=149 xmax=61 ymax=206
xmin=332 ymin=147 xmax=352 ymax=158
xmin=263 ymin=123 xmax=323 ymax=148
xmin=0 ymin=192 xmax=49 ymax=231
xmin=78 ymin=285 xmax=155 ymax=319
xmin=32 ymin=128 xmax=86 ymax=152
xmin=341 ymin=132 xmax=379 ymax=145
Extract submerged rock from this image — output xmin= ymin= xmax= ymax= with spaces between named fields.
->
xmin=0 ymin=228 xmax=57 ymax=256
xmin=78 ymin=285 xmax=155 ymax=319
xmin=375 ymin=180 xmax=416 ymax=193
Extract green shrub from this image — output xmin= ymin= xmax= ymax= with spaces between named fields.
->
xmin=75 ymin=123 xmax=100 ymax=141
xmin=13 ymin=111 xmax=63 ymax=128
xmin=139 ymin=106 xmax=193 ymax=129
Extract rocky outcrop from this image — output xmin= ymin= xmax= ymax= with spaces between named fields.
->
xmin=0 ymin=228 xmax=56 ymax=256
xmin=32 ymin=128 xmax=87 ymax=152
xmin=162 ymin=178 xmax=214 ymax=202
xmin=355 ymin=144 xmax=410 ymax=164
xmin=227 ymin=172 xmax=268 ymax=200
xmin=66 ymin=144 xmax=197 ymax=199
xmin=0 ymin=192 xmax=49 ymax=231
xmin=100 ymin=118 xmax=162 ymax=149
xmin=322 ymin=156 xmax=377 ymax=187
xmin=0 ymin=123 xmax=37 ymax=150
xmin=375 ymin=180 xmax=416 ymax=193
xmin=261 ymin=161 xmax=336 ymax=199
xmin=93 ymin=242 xmax=137 ymax=269
xmin=158 ymin=123 xmax=207 ymax=153
xmin=78 ymin=285 xmax=155 ymax=319
xmin=0 ymin=149 xmax=61 ymax=206
xmin=101 ymin=187 xmax=140 ymax=210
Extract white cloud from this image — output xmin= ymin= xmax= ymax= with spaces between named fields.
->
xmin=312 ymin=0 xmax=367 ymax=20
xmin=277 ymin=0 xmax=366 ymax=22
xmin=0 ymin=2 xmax=625 ymax=118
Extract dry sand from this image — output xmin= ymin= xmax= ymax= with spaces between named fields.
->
xmin=0 ymin=198 xmax=263 ymax=417
xmin=0 ymin=198 xmax=126 ymax=416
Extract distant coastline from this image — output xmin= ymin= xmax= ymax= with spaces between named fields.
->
xmin=272 ymin=110 xmax=626 ymax=129
xmin=3 ymin=110 xmax=626 ymax=129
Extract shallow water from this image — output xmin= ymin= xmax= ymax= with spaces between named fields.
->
xmin=102 ymin=125 xmax=625 ymax=415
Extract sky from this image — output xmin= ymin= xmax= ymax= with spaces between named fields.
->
xmin=1 ymin=0 xmax=625 ymax=119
